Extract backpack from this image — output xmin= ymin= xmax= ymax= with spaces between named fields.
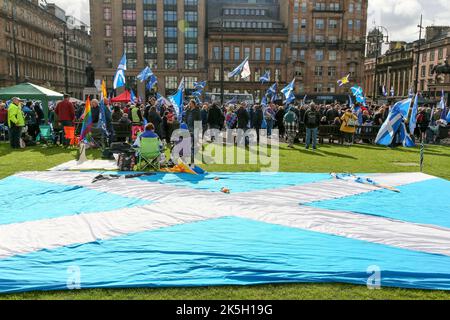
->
xmin=306 ymin=111 xmax=318 ymax=126
xmin=417 ymin=113 xmax=425 ymax=124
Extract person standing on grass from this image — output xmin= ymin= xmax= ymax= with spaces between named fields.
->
xmin=303 ymin=103 xmax=320 ymax=150
xmin=7 ymin=97 xmax=25 ymax=149
xmin=284 ymin=106 xmax=298 ymax=148
xmin=340 ymin=107 xmax=358 ymax=145
xmin=55 ymin=94 xmax=75 ymax=145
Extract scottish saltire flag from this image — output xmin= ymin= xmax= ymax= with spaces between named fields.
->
xmin=228 ymin=57 xmax=251 ymax=79
xmin=156 ymin=93 xmax=171 ymax=107
xmin=446 ymin=109 xmax=450 ymax=123
xmin=382 ymin=85 xmax=388 ymax=97
xmin=351 ymin=85 xmax=363 ymax=97
xmin=113 ymin=69 xmax=126 ymax=90
xmin=261 ymin=95 xmax=268 ymax=106
xmin=2 ymin=170 xmax=450 ymax=293
xmin=97 ymin=99 xmax=110 ymax=137
xmin=80 ymin=97 xmax=93 ymax=142
xmin=399 ymin=122 xmax=416 ymax=147
xmin=337 ymin=74 xmax=350 ymax=87
xmin=130 ymin=89 xmax=137 ymax=104
xmin=410 ymin=94 xmax=419 ymax=135
xmin=271 ymin=94 xmax=277 ymax=103
xmin=260 ymin=71 xmax=270 ymax=84
xmin=281 ymin=79 xmax=295 ymax=99
xmin=398 ymin=98 xmax=412 ymax=118
xmin=285 ymin=91 xmax=296 ymax=105
xmin=146 ymin=74 xmax=158 ymax=90
xmin=113 ymin=54 xmax=127 ymax=89
xmin=169 ymin=89 xmax=184 ymax=122
xmin=178 ymin=77 xmax=185 ymax=93
xmin=267 ymin=83 xmax=277 ymax=96
xmin=226 ymin=96 xmax=238 ymax=105
xmin=137 ymin=66 xmax=153 ymax=82
xmin=356 ymin=94 xmax=366 ymax=106
xmin=192 ymin=90 xmax=202 ymax=97
xmin=391 ymin=87 xmax=395 ymax=97
xmin=408 ymin=88 xmax=414 ymax=98
xmin=375 ymin=100 xmax=404 ymax=146
xmin=193 ymin=81 xmax=206 ymax=90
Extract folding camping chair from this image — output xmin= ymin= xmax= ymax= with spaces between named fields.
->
xmin=64 ymin=126 xmax=79 ymax=146
xmin=38 ymin=125 xmax=54 ymax=144
xmin=135 ymin=137 xmax=161 ymax=171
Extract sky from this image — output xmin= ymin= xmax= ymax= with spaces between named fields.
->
xmin=52 ymin=0 xmax=450 ymax=42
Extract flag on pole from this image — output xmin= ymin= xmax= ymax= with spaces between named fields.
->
xmin=80 ymin=97 xmax=93 ymax=142
xmin=281 ymin=79 xmax=295 ymax=99
xmin=267 ymin=83 xmax=277 ymax=96
xmin=375 ymin=99 xmax=408 ymax=146
xmin=285 ymin=91 xmax=296 ymax=105
xmin=337 ymin=74 xmax=350 ymax=87
xmin=390 ymin=87 xmax=395 ymax=97
xmin=146 ymin=74 xmax=158 ymax=90
xmin=113 ymin=54 xmax=127 ymax=89
xmin=260 ymin=71 xmax=270 ymax=84
xmin=193 ymin=81 xmax=207 ymax=90
xmin=382 ymin=85 xmax=388 ymax=97
xmin=409 ymin=93 xmax=419 ymax=135
xmin=137 ymin=66 xmax=153 ymax=82
xmin=228 ymin=57 xmax=251 ymax=79
xmin=178 ymin=77 xmax=185 ymax=93
xmin=130 ymin=89 xmax=137 ymax=104
xmin=169 ymin=89 xmax=184 ymax=122
xmin=302 ymin=95 xmax=308 ymax=107
xmin=101 ymin=80 xmax=108 ymax=101
xmin=351 ymin=86 xmax=364 ymax=97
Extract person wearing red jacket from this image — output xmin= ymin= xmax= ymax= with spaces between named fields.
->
xmin=55 ymin=94 xmax=75 ymax=145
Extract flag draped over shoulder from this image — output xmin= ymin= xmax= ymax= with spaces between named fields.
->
xmin=80 ymin=97 xmax=93 ymax=142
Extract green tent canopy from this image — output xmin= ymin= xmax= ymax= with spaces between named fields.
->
xmin=0 ymin=83 xmax=64 ymax=121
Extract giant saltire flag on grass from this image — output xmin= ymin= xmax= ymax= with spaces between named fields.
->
xmin=80 ymin=97 xmax=93 ymax=142
xmin=2 ymin=171 xmax=450 ymax=293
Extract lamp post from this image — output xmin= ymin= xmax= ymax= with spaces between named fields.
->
xmin=414 ymin=14 xmax=424 ymax=95
xmin=11 ymin=5 xmax=19 ymax=84
xmin=54 ymin=25 xmax=70 ymax=94
xmin=220 ymin=18 xmax=225 ymax=106
xmin=369 ymin=26 xmax=390 ymax=101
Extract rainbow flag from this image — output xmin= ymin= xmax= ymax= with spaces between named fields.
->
xmin=80 ymin=97 xmax=93 ymax=142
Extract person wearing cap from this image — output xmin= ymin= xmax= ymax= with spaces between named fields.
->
xmin=7 ymin=97 xmax=25 ymax=149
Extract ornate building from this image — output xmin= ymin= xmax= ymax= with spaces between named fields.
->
xmin=280 ymin=0 xmax=368 ymax=100
xmin=90 ymin=0 xmax=207 ymax=97
xmin=206 ymin=0 xmax=288 ymax=100
xmin=0 ymin=0 xmax=91 ymax=99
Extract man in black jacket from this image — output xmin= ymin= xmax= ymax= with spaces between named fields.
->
xmin=303 ymin=103 xmax=321 ymax=150
xmin=185 ymin=100 xmax=201 ymax=133
xmin=207 ymin=103 xmax=223 ymax=130
xmin=253 ymin=105 xmax=264 ymax=143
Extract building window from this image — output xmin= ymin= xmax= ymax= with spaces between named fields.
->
xmin=315 ymin=50 xmax=324 ymax=61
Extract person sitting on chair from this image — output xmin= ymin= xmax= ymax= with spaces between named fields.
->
xmin=133 ymin=123 xmax=160 ymax=148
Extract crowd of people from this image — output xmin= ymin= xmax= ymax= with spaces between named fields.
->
xmin=0 ymin=94 xmax=448 ymax=150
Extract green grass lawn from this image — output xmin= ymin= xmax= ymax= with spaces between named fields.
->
xmin=0 ymin=141 xmax=450 ymax=300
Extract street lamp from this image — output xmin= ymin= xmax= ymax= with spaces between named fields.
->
xmin=367 ymin=26 xmax=390 ymax=101
xmin=54 ymin=25 xmax=71 ymax=94
xmin=220 ymin=18 xmax=225 ymax=105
